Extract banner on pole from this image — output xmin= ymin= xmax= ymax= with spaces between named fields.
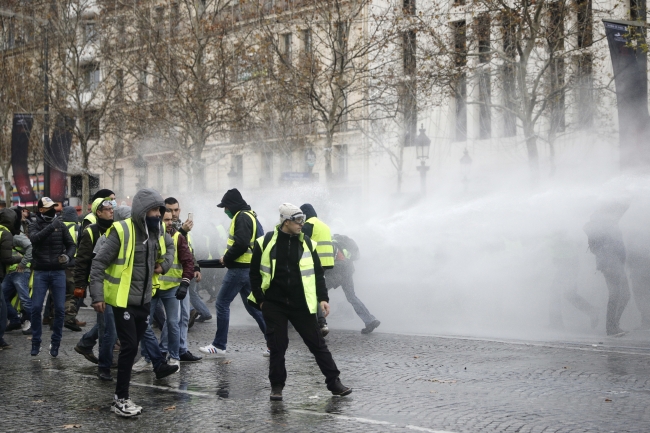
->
xmin=46 ymin=116 xmax=73 ymax=202
xmin=11 ymin=114 xmax=37 ymax=203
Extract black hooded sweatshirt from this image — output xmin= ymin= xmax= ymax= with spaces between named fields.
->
xmin=221 ymin=191 xmax=264 ymax=268
xmin=300 ymin=203 xmax=318 ymax=238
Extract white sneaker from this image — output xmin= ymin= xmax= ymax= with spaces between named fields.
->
xmin=198 ymin=344 xmax=226 ymax=356
xmin=111 ymin=397 xmax=142 ymax=417
xmin=263 ymin=348 xmax=271 ymax=357
xmin=132 ymin=357 xmax=150 ymax=374
xmin=21 ymin=320 xmax=31 ymax=332
xmin=168 ymin=358 xmax=180 ymax=367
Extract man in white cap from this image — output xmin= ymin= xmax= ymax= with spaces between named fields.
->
xmin=248 ymin=203 xmax=352 ymax=401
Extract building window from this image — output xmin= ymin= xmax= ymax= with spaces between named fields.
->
xmin=281 ymin=33 xmax=292 ymax=64
xmin=171 ymin=3 xmax=180 ymax=36
xmin=549 ymin=57 xmax=565 ymax=134
xmin=477 ymin=13 xmax=490 ymax=64
xmin=84 ymin=110 xmax=100 ymax=140
xmin=115 ymin=168 xmax=124 ymax=197
xmin=172 ymin=164 xmax=179 ymax=186
xmin=229 ymin=155 xmax=243 ymax=185
xmin=302 ymin=29 xmax=311 ymax=54
xmin=261 ymin=152 xmax=273 ymax=182
xmin=336 ymin=21 xmax=348 ymax=69
xmin=83 ymin=63 xmax=100 ymax=92
xmin=156 ymin=164 xmax=164 ymax=192
xmin=154 ymin=7 xmax=165 ymax=39
xmin=576 ymin=0 xmax=593 ymax=47
xmin=452 ymin=21 xmax=467 ymax=68
xmin=84 ymin=22 xmax=97 ymax=44
xmin=115 ymin=69 xmax=124 ymax=102
xmin=478 ymin=70 xmax=491 ymax=139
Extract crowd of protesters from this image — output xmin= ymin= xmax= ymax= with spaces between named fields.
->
xmin=0 ymin=187 xmax=376 ymax=416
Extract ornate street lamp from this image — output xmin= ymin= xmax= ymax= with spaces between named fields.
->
xmin=414 ymin=124 xmax=431 ymax=194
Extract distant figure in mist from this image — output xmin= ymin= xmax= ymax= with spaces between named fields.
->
xmin=583 ymin=200 xmax=631 ymax=337
xmin=621 ymin=199 xmax=650 ymax=330
xmin=301 ymin=204 xmax=380 ymax=335
xmin=548 ymin=231 xmax=599 ymax=330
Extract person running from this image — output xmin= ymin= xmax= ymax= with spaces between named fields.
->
xmin=248 ymin=203 xmax=352 ymax=401
xmin=199 ymin=188 xmax=267 ymax=357
xmin=73 ymin=198 xmax=118 ymax=380
xmin=88 ymin=188 xmax=176 ymax=417
xmin=28 ymin=197 xmax=76 ymax=357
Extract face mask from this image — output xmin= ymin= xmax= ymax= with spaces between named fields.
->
xmin=110 ymin=199 xmax=117 ymax=209
xmin=42 ymin=208 xmax=56 ymax=221
xmin=145 ymin=216 xmax=160 ymax=233
xmin=224 ymin=209 xmax=234 ymax=219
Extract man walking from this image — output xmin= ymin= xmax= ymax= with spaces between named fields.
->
xmin=29 ymin=197 xmax=76 ymax=357
xmin=199 ymin=188 xmax=267 ymax=356
xmin=88 ymin=188 xmax=176 ymax=417
xmin=248 ymin=203 xmax=352 ymax=401
xmin=73 ymin=197 xmax=118 ymax=380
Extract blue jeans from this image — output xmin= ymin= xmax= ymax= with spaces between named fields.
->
xmin=78 ymin=306 xmax=117 ymax=369
xmin=140 ymin=325 xmax=166 ymax=370
xmin=212 ymin=268 xmax=266 ymax=350
xmin=150 ymin=287 xmax=180 ymax=360
xmin=31 ymin=270 xmax=66 ymax=346
xmin=2 ymin=271 xmax=31 ymax=323
xmin=190 ymin=281 xmax=211 ymax=318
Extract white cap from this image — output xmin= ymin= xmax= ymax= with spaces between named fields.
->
xmin=279 ymin=203 xmax=304 ymax=225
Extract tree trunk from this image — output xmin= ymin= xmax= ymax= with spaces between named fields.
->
xmin=2 ymin=164 xmax=11 ymax=205
xmin=82 ymin=171 xmax=90 ymax=214
xmin=324 ymin=132 xmax=333 ymax=183
xmin=525 ymin=132 xmax=540 ymax=184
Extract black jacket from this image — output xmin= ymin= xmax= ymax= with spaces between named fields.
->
xmin=249 ymin=229 xmax=327 ymax=312
xmin=0 ymin=209 xmax=21 ymax=279
xmin=300 ymin=203 xmax=317 ymax=238
xmin=223 ymin=205 xmax=264 ymax=269
xmin=74 ymin=223 xmax=105 ymax=288
xmin=28 ymin=213 xmax=76 ymax=271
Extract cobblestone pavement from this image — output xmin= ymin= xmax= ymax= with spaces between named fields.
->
xmin=3 ymin=304 xmax=650 ymax=432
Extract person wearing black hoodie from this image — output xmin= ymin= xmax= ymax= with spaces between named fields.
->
xmin=199 ymin=188 xmax=268 ymax=356
xmin=28 ymin=197 xmax=76 ymax=357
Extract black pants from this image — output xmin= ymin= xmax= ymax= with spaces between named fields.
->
xmin=262 ymin=301 xmax=340 ymax=388
xmin=112 ymin=304 xmax=150 ymax=399
xmin=602 ymin=264 xmax=631 ymax=335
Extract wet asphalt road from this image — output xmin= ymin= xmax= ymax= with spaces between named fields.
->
xmin=3 ymin=303 xmax=650 ymax=432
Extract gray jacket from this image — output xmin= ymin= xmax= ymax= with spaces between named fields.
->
xmin=12 ymin=233 xmax=32 ymax=271
xmin=89 ymin=190 xmax=174 ymax=306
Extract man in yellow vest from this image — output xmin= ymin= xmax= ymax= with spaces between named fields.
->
xmin=249 ymin=203 xmax=352 ymax=401
xmin=82 ymin=188 xmax=116 ymax=229
xmin=88 ymin=188 xmax=176 ymax=417
xmin=300 ymin=203 xmax=335 ymax=336
xmin=199 ymin=188 xmax=267 ymax=356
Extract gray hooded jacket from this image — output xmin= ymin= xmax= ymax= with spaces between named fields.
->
xmin=89 ymin=190 xmax=174 ymax=306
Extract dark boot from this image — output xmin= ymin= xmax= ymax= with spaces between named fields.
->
xmin=74 ymin=344 xmax=99 ymax=364
xmin=64 ymin=319 xmax=82 ymax=332
xmin=154 ymin=362 xmax=179 ymax=380
xmin=97 ymin=367 xmax=113 ymax=381
xmin=328 ymin=378 xmax=352 ymax=396
xmin=31 ymin=342 xmax=40 ymax=356
xmin=270 ymin=385 xmax=283 ymax=401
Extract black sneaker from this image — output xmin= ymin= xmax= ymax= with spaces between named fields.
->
xmin=270 ymin=385 xmax=283 ymax=401
xmin=49 ymin=343 xmax=59 ymax=358
xmin=5 ymin=322 xmax=22 ymax=332
xmin=361 ymin=320 xmax=381 ymax=334
xmin=154 ymin=362 xmax=179 ymax=380
xmin=328 ymin=378 xmax=352 ymax=396
xmin=188 ymin=310 xmax=199 ymax=329
xmin=97 ymin=368 xmax=113 ymax=381
xmin=64 ymin=320 xmax=82 ymax=332
xmin=0 ymin=339 xmax=11 ymax=349
xmin=74 ymin=344 xmax=99 ymax=364
xmin=179 ymin=351 xmax=203 ymax=362
xmin=196 ymin=314 xmax=212 ymax=322
xmin=31 ymin=342 xmax=40 ymax=356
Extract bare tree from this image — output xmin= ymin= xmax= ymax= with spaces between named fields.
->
xmin=47 ymin=0 xmax=121 ymax=206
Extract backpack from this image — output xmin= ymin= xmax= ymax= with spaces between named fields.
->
xmin=332 ymin=234 xmax=360 ymax=261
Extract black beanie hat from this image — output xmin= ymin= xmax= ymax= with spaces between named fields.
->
xmin=217 ymin=188 xmax=247 ymax=209
xmin=91 ymin=188 xmax=115 ymax=202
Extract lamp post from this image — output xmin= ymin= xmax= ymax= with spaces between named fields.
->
xmin=133 ymin=154 xmax=147 ymax=190
xmin=415 ymin=124 xmax=431 ymax=194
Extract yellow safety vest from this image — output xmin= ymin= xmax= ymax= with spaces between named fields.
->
xmin=64 ymin=222 xmax=78 ymax=244
xmin=153 ymin=231 xmax=183 ymax=291
xmin=305 ymin=217 xmax=334 ymax=268
xmin=224 ymin=211 xmax=258 ymax=264
xmin=247 ymin=228 xmax=318 ymax=314
xmin=83 ymin=213 xmax=97 ymax=226
xmin=103 ymin=218 xmax=166 ymax=308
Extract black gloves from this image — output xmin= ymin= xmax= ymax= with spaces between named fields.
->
xmin=176 ymin=281 xmax=189 ymax=300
